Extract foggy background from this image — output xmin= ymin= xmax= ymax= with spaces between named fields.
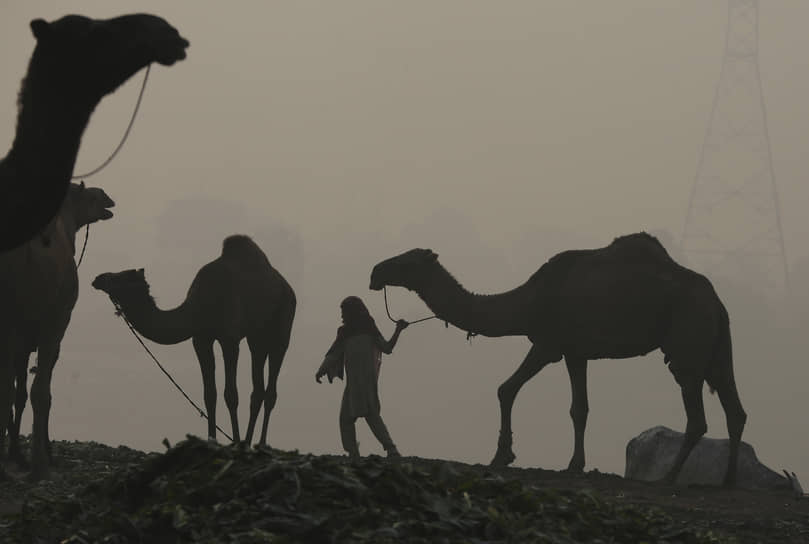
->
xmin=2 ymin=2 xmax=808 ymax=481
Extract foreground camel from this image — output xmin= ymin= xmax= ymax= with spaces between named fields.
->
xmin=369 ymin=232 xmax=747 ymax=487
xmin=92 ymin=235 xmax=297 ymax=447
xmin=0 ymin=181 xmax=115 ymax=479
xmin=0 ymin=13 xmax=188 ymax=251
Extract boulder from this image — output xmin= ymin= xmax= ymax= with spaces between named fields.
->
xmin=625 ymin=426 xmax=787 ymax=489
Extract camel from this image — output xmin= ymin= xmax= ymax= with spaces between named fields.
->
xmin=0 ymin=13 xmax=188 ymax=251
xmin=369 ymin=232 xmax=748 ymax=487
xmin=0 ymin=181 xmax=115 ymax=479
xmin=92 ymin=235 xmax=297 ymax=447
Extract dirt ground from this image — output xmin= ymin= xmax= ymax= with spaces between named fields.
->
xmin=422 ymin=458 xmax=809 ymax=543
xmin=0 ymin=438 xmax=807 ymax=543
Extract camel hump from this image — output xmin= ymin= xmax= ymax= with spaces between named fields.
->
xmin=221 ymin=234 xmax=269 ymax=262
xmin=610 ymin=231 xmax=669 ymax=256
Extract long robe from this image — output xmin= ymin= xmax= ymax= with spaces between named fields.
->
xmin=318 ymin=333 xmax=384 ymax=418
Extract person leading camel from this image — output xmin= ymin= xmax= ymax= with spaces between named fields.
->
xmin=316 ymin=296 xmax=408 ymax=460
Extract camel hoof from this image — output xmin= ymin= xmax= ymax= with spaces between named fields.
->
xmin=489 ymin=449 xmax=516 ymax=468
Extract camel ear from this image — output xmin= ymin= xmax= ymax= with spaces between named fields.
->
xmin=137 ymin=268 xmax=145 ymax=277
xmin=427 ymin=250 xmax=438 ymax=261
xmin=30 ymin=19 xmax=51 ymax=41
xmin=79 ymin=181 xmax=86 ymax=190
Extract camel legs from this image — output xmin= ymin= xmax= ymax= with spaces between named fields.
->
xmin=565 ymin=356 xmax=589 ymax=472
xmin=193 ymin=336 xmax=218 ymax=442
xmin=663 ymin=377 xmax=707 ymax=485
xmin=707 ymin=371 xmax=746 ymax=487
xmin=8 ymin=349 xmax=31 ymax=466
xmin=244 ymin=337 xmax=269 ymax=446
xmin=221 ymin=338 xmax=241 ymax=443
xmin=258 ymin=349 xmax=283 ymax=447
xmin=258 ymin=326 xmax=292 ymax=447
xmin=716 ymin=383 xmax=746 ymax=487
xmin=491 ymin=344 xmax=551 ymax=467
xmin=0 ymin=337 xmax=15 ymax=467
xmin=29 ymin=341 xmax=59 ymax=480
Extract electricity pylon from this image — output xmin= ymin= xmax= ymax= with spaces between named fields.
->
xmin=681 ymin=0 xmax=789 ymax=297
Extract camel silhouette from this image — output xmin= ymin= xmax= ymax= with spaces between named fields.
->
xmin=0 ymin=13 xmax=188 ymax=251
xmin=0 ymin=182 xmax=115 ymax=479
xmin=369 ymin=232 xmax=747 ymax=487
xmin=92 ymin=235 xmax=297 ymax=447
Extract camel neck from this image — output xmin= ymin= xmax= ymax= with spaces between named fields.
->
xmin=115 ymin=293 xmax=195 ymax=345
xmin=9 ymin=64 xmax=97 ymax=186
xmin=415 ymin=263 xmax=535 ymax=337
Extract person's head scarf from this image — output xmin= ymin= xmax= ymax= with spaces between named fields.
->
xmin=337 ymin=296 xmax=381 ymax=341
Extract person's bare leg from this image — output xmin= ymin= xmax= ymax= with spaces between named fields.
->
xmin=366 ymin=412 xmax=400 ymax=458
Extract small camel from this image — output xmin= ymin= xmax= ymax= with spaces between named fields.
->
xmin=2 ymin=182 xmax=115 ymax=469
xmin=0 ymin=13 xmax=188 ymax=251
xmin=92 ymin=235 xmax=297 ymax=447
xmin=0 ymin=181 xmax=115 ymax=479
xmin=369 ymin=233 xmax=747 ymax=487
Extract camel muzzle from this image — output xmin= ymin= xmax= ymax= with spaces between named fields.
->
xmin=91 ymin=274 xmax=110 ymax=292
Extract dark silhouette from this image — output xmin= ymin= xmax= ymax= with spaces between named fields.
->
xmin=0 ymin=182 xmax=115 ymax=479
xmin=92 ymin=235 xmax=297 ymax=447
xmin=369 ymin=232 xmax=747 ymax=487
xmin=0 ymin=13 xmax=188 ymax=251
xmin=316 ymin=296 xmax=408 ymax=459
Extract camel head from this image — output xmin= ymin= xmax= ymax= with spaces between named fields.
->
xmin=370 ymin=248 xmax=439 ymax=292
xmin=28 ymin=13 xmax=189 ymax=99
xmin=67 ymin=181 xmax=115 ymax=227
xmin=92 ymin=268 xmax=150 ymax=305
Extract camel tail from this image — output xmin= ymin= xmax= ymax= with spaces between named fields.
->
xmin=707 ymin=303 xmax=734 ymax=396
xmin=271 ymin=288 xmax=297 ymax=362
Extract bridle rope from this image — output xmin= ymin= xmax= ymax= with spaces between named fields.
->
xmin=72 ymin=64 xmax=151 ymax=179
xmin=383 ymin=286 xmax=436 ymax=325
xmin=109 ymin=296 xmax=234 ymax=443
xmin=70 ymin=65 xmax=151 ymax=270
xmin=76 ymin=224 xmax=89 ymax=268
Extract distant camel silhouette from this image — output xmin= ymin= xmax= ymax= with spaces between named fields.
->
xmin=0 ymin=181 xmax=115 ymax=479
xmin=369 ymin=232 xmax=747 ymax=487
xmin=0 ymin=13 xmax=188 ymax=251
xmin=92 ymin=235 xmax=297 ymax=447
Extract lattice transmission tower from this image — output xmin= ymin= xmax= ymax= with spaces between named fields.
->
xmin=681 ymin=0 xmax=789 ymax=296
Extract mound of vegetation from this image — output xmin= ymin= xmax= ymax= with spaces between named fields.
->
xmin=3 ymin=436 xmax=731 ymax=543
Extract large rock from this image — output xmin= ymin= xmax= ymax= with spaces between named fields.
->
xmin=625 ymin=426 xmax=787 ymax=489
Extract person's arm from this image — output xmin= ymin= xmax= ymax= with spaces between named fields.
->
xmin=376 ymin=320 xmax=409 ymax=354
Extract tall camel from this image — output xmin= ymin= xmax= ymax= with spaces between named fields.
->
xmin=369 ymin=233 xmax=747 ymax=487
xmin=92 ymin=235 xmax=297 ymax=447
xmin=0 ymin=181 xmax=115 ymax=479
xmin=0 ymin=13 xmax=188 ymax=251
xmin=3 ymin=182 xmax=114 ymax=467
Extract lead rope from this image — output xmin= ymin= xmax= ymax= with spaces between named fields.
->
xmin=76 ymin=224 xmax=89 ymax=268
xmin=383 ymin=286 xmax=437 ymax=325
xmin=70 ymin=65 xmax=152 ymax=269
xmin=72 ymin=64 xmax=151 ymax=180
xmin=382 ymin=286 xmax=478 ymax=342
xmin=110 ymin=297 xmax=234 ymax=443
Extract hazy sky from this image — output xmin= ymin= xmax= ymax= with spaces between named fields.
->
xmin=2 ymin=2 xmax=808 ymax=482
